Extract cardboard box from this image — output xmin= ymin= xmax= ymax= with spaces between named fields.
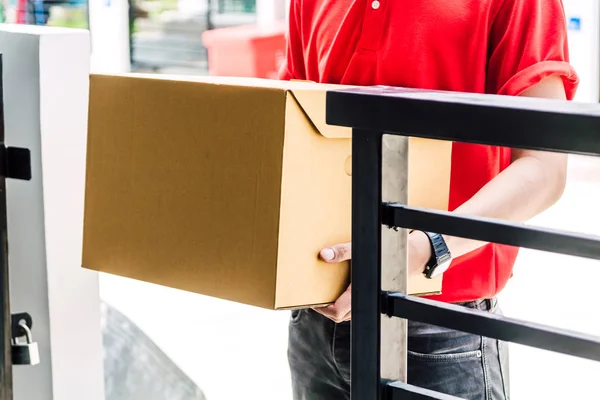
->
xmin=82 ymin=75 xmax=452 ymax=310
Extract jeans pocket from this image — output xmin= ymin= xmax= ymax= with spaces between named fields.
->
xmin=408 ymin=349 xmax=482 ymax=362
xmin=408 ymin=346 xmax=486 ymax=399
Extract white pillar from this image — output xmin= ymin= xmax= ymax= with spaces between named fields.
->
xmin=0 ymin=25 xmax=105 ymax=400
xmin=88 ymin=0 xmax=131 ymax=73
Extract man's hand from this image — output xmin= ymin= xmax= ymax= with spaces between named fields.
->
xmin=313 ymin=243 xmax=352 ymax=323
xmin=314 ymin=237 xmax=432 ymax=323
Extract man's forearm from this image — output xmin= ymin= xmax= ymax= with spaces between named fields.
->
xmin=444 ymin=151 xmax=567 ymax=259
xmin=409 ymin=75 xmax=569 ymax=269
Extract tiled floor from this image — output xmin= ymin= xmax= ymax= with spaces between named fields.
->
xmin=100 ymin=155 xmax=600 ymax=400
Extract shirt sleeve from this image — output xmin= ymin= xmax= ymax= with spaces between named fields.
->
xmin=486 ymin=0 xmax=579 ymax=99
xmin=278 ymin=0 xmax=306 ymax=81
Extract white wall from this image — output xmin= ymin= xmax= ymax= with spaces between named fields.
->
xmin=88 ymin=0 xmax=130 ymax=73
xmin=563 ymin=0 xmax=600 ymax=102
xmin=498 ymin=157 xmax=600 ymax=400
xmin=256 ymin=0 xmax=286 ymax=26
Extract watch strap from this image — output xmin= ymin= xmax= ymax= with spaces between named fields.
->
xmin=423 ymin=232 xmax=452 ymax=279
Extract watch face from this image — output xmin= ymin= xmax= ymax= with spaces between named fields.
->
xmin=428 ymin=258 xmax=452 ymax=279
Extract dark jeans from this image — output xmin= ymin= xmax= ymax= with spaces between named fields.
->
xmin=288 ymin=298 xmax=510 ymax=400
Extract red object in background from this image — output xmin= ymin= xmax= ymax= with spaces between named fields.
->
xmin=16 ymin=0 xmax=28 ymax=23
xmin=202 ymin=23 xmax=287 ymax=79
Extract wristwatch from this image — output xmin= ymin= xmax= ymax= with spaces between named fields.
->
xmin=421 ymin=232 xmax=452 ymax=279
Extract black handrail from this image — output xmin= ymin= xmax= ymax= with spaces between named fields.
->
xmin=326 ymin=86 xmax=600 ymax=400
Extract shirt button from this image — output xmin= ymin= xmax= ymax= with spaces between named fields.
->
xmin=371 ymin=0 xmax=380 ymax=9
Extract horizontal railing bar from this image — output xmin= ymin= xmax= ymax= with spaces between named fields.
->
xmin=383 ymin=293 xmax=600 ymax=362
xmin=382 ymin=203 xmax=600 ymax=261
xmin=385 ymin=381 xmax=465 ymax=400
xmin=326 ymin=89 xmax=600 ymax=157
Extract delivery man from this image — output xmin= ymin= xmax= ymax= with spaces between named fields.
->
xmin=278 ymin=1 xmax=579 ymax=399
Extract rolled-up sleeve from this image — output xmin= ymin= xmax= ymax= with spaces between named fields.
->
xmin=487 ymin=0 xmax=579 ymax=99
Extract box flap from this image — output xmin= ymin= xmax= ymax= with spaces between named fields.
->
xmin=287 ymin=82 xmax=355 ymax=139
xmin=274 ymin=91 xmax=352 ymax=310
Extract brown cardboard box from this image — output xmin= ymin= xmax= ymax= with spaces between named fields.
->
xmin=82 ymin=74 xmax=452 ymax=310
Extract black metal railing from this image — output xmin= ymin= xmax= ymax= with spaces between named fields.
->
xmin=326 ymin=86 xmax=600 ymax=399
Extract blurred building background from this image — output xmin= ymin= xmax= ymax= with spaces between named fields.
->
xmin=0 ymin=0 xmax=286 ymax=76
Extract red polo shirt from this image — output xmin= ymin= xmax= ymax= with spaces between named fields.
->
xmin=279 ymin=0 xmax=579 ymax=303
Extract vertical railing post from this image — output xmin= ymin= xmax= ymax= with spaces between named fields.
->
xmin=351 ymin=129 xmax=383 ymax=399
xmin=0 ymin=55 xmax=13 ymax=400
xmin=380 ymin=135 xmax=409 ymax=382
